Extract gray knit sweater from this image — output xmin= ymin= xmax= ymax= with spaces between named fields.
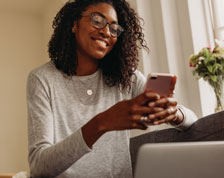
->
xmin=26 ymin=62 xmax=197 ymax=178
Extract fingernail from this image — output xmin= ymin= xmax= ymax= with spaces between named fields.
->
xmin=154 ymin=121 xmax=159 ymax=125
xmin=148 ymin=102 xmax=155 ymax=107
xmin=146 ymin=92 xmax=151 ymax=97
xmin=156 ymin=94 xmax=160 ymax=99
xmin=148 ymin=114 xmax=155 ymax=119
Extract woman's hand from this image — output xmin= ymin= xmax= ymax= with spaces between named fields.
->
xmin=97 ymin=91 xmax=160 ymax=132
xmin=145 ymin=96 xmax=184 ymax=125
xmin=82 ymin=91 xmax=160 ymax=148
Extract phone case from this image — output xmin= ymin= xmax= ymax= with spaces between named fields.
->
xmin=144 ymin=73 xmax=177 ymax=97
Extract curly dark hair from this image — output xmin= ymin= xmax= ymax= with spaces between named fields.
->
xmin=48 ymin=0 xmax=148 ymax=90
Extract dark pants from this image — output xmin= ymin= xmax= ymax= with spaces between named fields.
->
xmin=130 ymin=111 xmax=224 ymax=172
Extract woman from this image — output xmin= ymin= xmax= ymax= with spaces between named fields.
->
xmin=26 ymin=0 xmax=197 ymax=177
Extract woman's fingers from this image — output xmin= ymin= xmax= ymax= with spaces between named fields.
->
xmin=125 ymin=115 xmax=148 ymax=130
xmin=132 ymin=122 xmax=148 ymax=130
xmin=151 ymin=107 xmax=163 ymax=113
xmin=166 ymin=97 xmax=177 ymax=107
xmin=131 ymin=106 xmax=179 ymax=126
xmin=103 ymin=92 xmax=179 ymax=131
xmin=129 ymin=105 xmax=154 ymax=115
xmin=148 ymin=107 xmax=177 ymax=123
xmin=128 ymin=93 xmax=180 ymax=126
xmin=148 ymin=106 xmax=177 ymax=119
xmin=153 ymin=114 xmax=177 ymax=125
xmin=132 ymin=91 xmax=160 ymax=106
xmin=148 ymin=97 xmax=177 ymax=108
xmin=167 ymin=107 xmax=177 ymax=115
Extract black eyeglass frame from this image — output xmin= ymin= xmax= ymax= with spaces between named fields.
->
xmin=81 ymin=12 xmax=124 ymax=38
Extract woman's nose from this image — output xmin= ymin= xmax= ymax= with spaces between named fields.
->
xmin=98 ymin=24 xmax=111 ymax=37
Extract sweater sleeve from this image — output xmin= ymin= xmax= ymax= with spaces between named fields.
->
xmin=27 ymin=73 xmax=91 ymax=178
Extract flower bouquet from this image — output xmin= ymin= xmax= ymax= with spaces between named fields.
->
xmin=189 ymin=43 xmax=224 ymax=112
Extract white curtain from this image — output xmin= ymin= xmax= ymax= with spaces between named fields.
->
xmin=135 ymin=0 xmax=218 ymax=118
xmin=210 ymin=0 xmax=224 ymax=41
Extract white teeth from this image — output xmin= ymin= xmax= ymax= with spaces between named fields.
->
xmin=95 ymin=39 xmax=107 ymax=47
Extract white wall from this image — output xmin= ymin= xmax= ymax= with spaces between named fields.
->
xmin=42 ymin=0 xmax=64 ymax=61
xmin=0 ymin=0 xmax=65 ymax=173
xmin=0 ymin=10 xmax=45 ymax=172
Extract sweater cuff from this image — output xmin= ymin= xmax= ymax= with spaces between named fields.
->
xmin=173 ymin=105 xmax=198 ymax=131
xmin=78 ymin=128 xmax=92 ymax=152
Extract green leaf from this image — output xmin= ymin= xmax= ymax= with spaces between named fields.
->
xmin=213 ymin=63 xmax=223 ymax=74
xmin=210 ymin=75 xmax=217 ymax=82
xmin=207 ymin=65 xmax=213 ymax=73
xmin=203 ymin=48 xmax=210 ymax=58
xmin=189 ymin=47 xmax=224 ymax=82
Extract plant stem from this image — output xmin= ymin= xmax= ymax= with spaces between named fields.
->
xmin=209 ymin=77 xmax=223 ymax=111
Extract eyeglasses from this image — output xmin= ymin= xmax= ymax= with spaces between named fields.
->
xmin=82 ymin=12 xmax=124 ymax=38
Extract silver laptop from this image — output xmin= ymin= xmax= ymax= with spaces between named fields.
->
xmin=134 ymin=141 xmax=224 ymax=178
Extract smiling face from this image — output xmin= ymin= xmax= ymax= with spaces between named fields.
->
xmin=72 ymin=3 xmax=118 ymax=62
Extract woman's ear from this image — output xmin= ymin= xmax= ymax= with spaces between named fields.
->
xmin=72 ymin=21 xmax=77 ymax=33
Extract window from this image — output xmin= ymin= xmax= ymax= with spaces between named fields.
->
xmin=210 ymin=0 xmax=224 ymax=41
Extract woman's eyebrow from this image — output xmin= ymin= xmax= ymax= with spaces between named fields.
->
xmin=93 ymin=11 xmax=118 ymax=24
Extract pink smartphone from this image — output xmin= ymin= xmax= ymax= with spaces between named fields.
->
xmin=144 ymin=73 xmax=177 ymax=97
